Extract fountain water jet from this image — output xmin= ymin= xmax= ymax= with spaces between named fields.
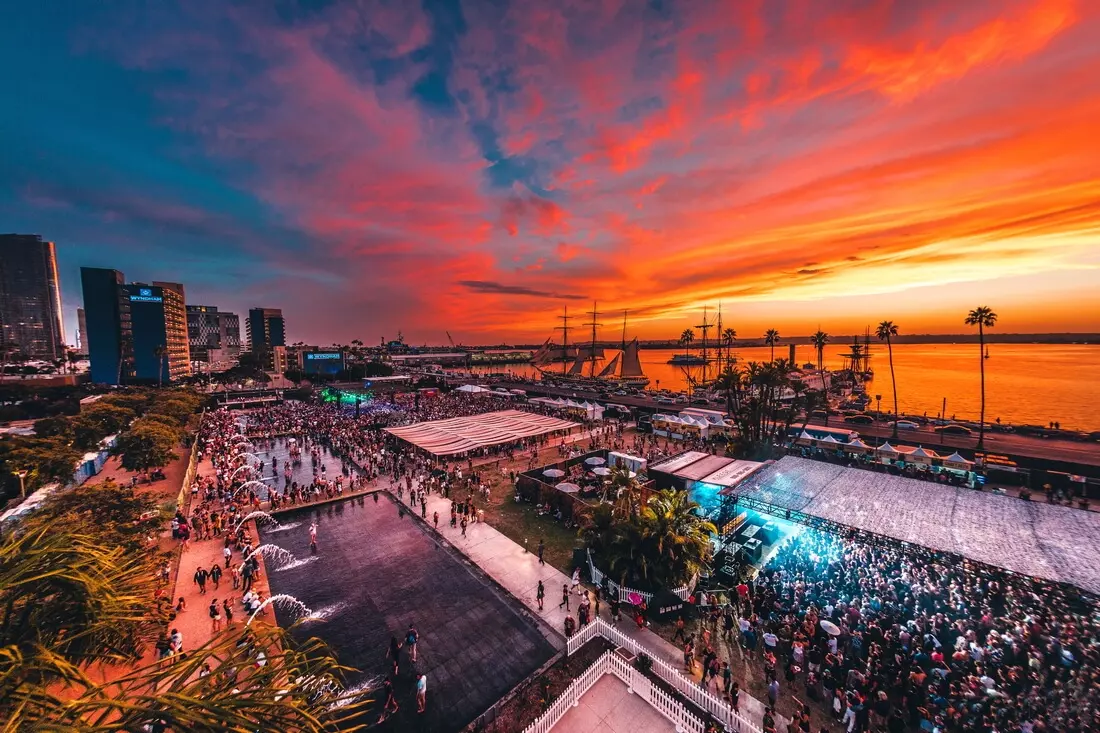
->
xmin=232 ymin=510 xmax=281 ymax=534
xmin=244 ymin=543 xmax=296 ymax=567
xmin=276 ymin=556 xmax=319 ymax=572
xmin=247 ymin=593 xmax=314 ymax=626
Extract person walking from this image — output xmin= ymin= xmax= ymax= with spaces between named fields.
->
xmin=223 ymin=545 xmax=232 ymax=569
xmin=405 ymin=624 xmax=419 ymax=663
xmin=193 ymin=566 xmax=209 ymax=595
xmin=537 ymin=539 xmax=545 ymax=565
xmin=416 ymin=673 xmax=427 ymax=713
xmin=387 ymin=635 xmax=402 ymax=676
xmin=433 ymin=511 xmax=439 ymax=529
xmin=537 ymin=580 xmax=545 ymax=610
xmin=460 ymin=516 xmax=467 ymax=536
xmin=223 ymin=598 xmax=234 ymax=628
xmin=210 ymin=563 xmax=222 ymax=589
xmin=559 ymin=583 xmax=570 ymax=610
xmin=209 ymin=598 xmax=222 ymax=632
xmin=241 ymin=562 xmax=254 ymax=593
xmin=231 ymin=563 xmax=241 ymax=589
xmin=378 ymin=676 xmax=399 ymax=722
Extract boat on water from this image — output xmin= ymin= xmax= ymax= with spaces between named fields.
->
xmin=532 ymin=306 xmax=650 ymax=388
xmin=668 ymin=353 xmax=707 ymax=365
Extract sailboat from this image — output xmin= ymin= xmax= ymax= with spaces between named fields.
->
xmin=534 ymin=309 xmax=649 ymax=388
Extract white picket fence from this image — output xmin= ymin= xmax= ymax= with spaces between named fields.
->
xmin=587 ymin=550 xmax=696 ymax=604
xmin=565 ymin=618 xmax=762 ymax=733
xmin=522 ymin=649 xmax=706 ymax=733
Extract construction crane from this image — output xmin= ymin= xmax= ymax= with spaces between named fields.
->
xmin=446 ymin=331 xmax=455 ymax=348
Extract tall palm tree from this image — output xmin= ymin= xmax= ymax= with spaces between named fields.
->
xmin=679 ymin=327 xmax=695 ymax=357
xmin=640 ymin=489 xmax=716 ymax=589
xmin=964 ymin=306 xmax=998 ymax=449
xmin=714 ymin=364 xmax=742 ymax=423
xmin=153 ymin=345 xmax=167 ymax=388
xmin=875 ymin=321 xmax=899 ymax=438
xmin=810 ymin=329 xmax=830 ymax=425
xmin=764 ymin=329 xmax=780 ymax=362
xmin=721 ymin=327 xmax=737 ymax=369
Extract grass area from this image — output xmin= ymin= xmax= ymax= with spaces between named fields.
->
xmin=476 ymin=457 xmax=582 ymax=576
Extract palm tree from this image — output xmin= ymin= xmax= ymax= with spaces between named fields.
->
xmin=679 ymin=328 xmax=695 ymax=357
xmin=875 ymin=321 xmax=899 ymax=438
xmin=810 ymin=329 xmax=830 ymax=424
xmin=714 ymin=364 xmax=742 ymax=421
xmin=764 ymin=329 xmax=780 ymax=362
xmin=721 ymin=327 xmax=736 ymax=369
xmin=153 ymin=345 xmax=167 ymax=388
xmin=964 ymin=306 xmax=998 ymax=449
xmin=639 ymin=489 xmax=716 ymax=589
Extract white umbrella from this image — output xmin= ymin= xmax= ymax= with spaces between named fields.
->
xmin=556 ymin=483 xmax=581 ymax=494
xmin=592 ymin=467 xmax=612 ymax=476
xmin=585 ymin=456 xmax=606 ymax=466
xmin=543 ymin=468 xmax=566 ymax=479
xmin=820 ymin=620 xmax=841 ymax=636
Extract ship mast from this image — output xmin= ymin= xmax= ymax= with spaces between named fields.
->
xmin=695 ymin=305 xmax=712 ymax=385
xmin=621 ymin=309 xmax=628 ymax=352
xmin=555 ymin=306 xmax=571 ymax=374
xmin=583 ymin=301 xmax=603 ymax=378
xmin=716 ymin=302 xmax=723 ymax=371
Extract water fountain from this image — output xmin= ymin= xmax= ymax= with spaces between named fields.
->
xmin=299 ymin=601 xmax=348 ymax=623
xmin=239 ymin=478 xmax=276 ymax=500
xmin=276 ymin=555 xmax=319 ymax=572
xmin=244 ymin=543 xmax=297 ymax=567
xmin=247 ymin=593 xmax=314 ymax=626
xmin=265 ymin=520 xmax=301 ymax=534
xmin=232 ymin=510 xmax=281 ymax=534
xmin=229 ymin=464 xmax=257 ymax=483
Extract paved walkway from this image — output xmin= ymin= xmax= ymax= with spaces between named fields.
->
xmin=396 ymin=477 xmax=776 ymax=730
xmin=553 ymin=675 xmax=675 ymax=733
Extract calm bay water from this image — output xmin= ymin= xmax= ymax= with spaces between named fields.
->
xmin=472 ymin=343 xmax=1100 ymax=430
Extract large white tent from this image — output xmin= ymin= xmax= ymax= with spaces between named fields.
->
xmin=386 ymin=409 xmax=577 ymax=456
xmin=733 ymin=456 xmax=1100 ymax=595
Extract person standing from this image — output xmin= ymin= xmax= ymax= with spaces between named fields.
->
xmin=241 ymin=562 xmax=254 ymax=593
xmin=405 ymin=624 xmax=419 ymax=663
xmin=537 ymin=580 xmax=545 ymax=610
xmin=309 ymin=522 xmax=318 ymax=551
xmin=223 ymin=545 xmax=232 ymax=569
xmin=223 ymin=598 xmax=234 ymax=628
xmin=559 ymin=583 xmax=570 ymax=610
xmin=416 ymin=673 xmax=427 ymax=713
xmin=210 ymin=563 xmax=222 ymax=589
xmin=433 ymin=511 xmax=439 ymax=529
xmin=194 ymin=566 xmax=209 ymax=595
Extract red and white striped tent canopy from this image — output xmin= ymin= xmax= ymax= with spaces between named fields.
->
xmin=385 ymin=409 xmax=578 ymax=456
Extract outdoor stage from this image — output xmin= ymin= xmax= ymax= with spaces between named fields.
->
xmin=384 ymin=409 xmax=578 ymax=457
xmin=728 ymin=457 xmax=1100 ymax=595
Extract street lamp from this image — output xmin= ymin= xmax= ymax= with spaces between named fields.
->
xmin=14 ymin=469 xmax=28 ymax=499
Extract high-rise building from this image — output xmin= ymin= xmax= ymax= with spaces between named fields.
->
xmin=0 ymin=234 xmax=66 ymax=361
xmin=81 ymin=267 xmax=132 ymax=384
xmin=246 ymin=307 xmax=286 ymax=371
xmin=152 ymin=282 xmax=192 ymax=380
xmin=81 ymin=268 xmax=193 ymax=385
xmin=76 ymin=307 xmax=88 ymax=356
xmin=187 ymin=305 xmax=241 ymax=365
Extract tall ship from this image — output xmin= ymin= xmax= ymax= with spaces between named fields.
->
xmin=532 ymin=305 xmax=649 ymax=388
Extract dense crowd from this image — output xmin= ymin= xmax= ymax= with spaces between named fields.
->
xmin=734 ymin=528 xmax=1098 ymax=732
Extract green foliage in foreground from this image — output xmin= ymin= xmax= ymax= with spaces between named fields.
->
xmin=580 ymin=487 xmax=716 ymax=591
xmin=0 ymin=480 xmax=371 ymax=731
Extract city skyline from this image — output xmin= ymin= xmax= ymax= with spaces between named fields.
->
xmin=2 ymin=1 xmax=1099 ymax=344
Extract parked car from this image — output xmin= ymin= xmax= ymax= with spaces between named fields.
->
xmin=843 ymin=414 xmax=876 ymax=425
xmin=935 ymin=424 xmax=973 ymax=436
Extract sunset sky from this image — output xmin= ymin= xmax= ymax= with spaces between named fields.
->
xmin=2 ymin=0 xmax=1098 ymax=345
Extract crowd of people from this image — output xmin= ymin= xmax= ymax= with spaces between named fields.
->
xmin=727 ymin=528 xmax=1099 ymax=732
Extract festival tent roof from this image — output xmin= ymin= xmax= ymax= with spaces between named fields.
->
xmin=385 ymin=409 xmax=578 ymax=456
xmin=846 ymin=438 xmax=870 ymax=448
xmin=649 ymin=451 xmax=709 ymax=475
xmin=674 ymin=455 xmax=734 ymax=481
xmin=876 ymin=442 xmax=899 ymax=453
xmin=731 ymin=456 xmax=1100 ymax=595
xmin=819 ymin=435 xmax=840 ymax=443
xmin=944 ymin=452 xmax=973 ymax=465
xmin=455 ymin=384 xmax=489 ymax=393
